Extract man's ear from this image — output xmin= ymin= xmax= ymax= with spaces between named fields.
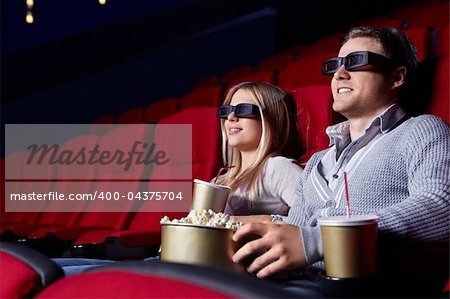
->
xmin=391 ymin=66 xmax=407 ymax=90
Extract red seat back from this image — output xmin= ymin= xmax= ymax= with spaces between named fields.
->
xmin=220 ymin=65 xmax=254 ymax=85
xmin=291 ymin=85 xmax=334 ymax=164
xmin=279 ymin=52 xmax=334 ymax=91
xmin=36 ymin=134 xmax=100 ymax=228
xmin=144 ymin=97 xmax=179 ymax=123
xmin=298 ymin=34 xmax=344 ymax=58
xmin=258 ymin=52 xmax=296 ymax=71
xmin=226 ymin=71 xmax=276 ymax=92
xmin=179 ymin=85 xmax=223 ymax=110
xmin=430 ymin=55 xmax=449 ymax=123
xmin=402 ymin=28 xmax=436 ymax=61
xmin=0 ymin=243 xmax=63 ymax=298
xmin=0 ymin=251 xmax=41 ymax=298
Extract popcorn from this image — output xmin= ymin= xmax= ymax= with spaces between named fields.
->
xmin=160 ymin=209 xmax=242 ymax=229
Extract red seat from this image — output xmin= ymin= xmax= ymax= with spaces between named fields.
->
xmin=179 ymin=85 xmax=223 ymax=109
xmin=144 ymin=96 xmax=179 ymax=123
xmin=437 ymin=24 xmax=449 ymax=57
xmin=402 ymin=27 xmax=436 ymax=61
xmin=258 ymin=52 xmax=297 ymax=71
xmin=69 ymin=107 xmax=221 ymax=259
xmin=117 ymin=107 xmax=145 ymax=124
xmin=225 ymin=71 xmax=276 ymax=92
xmin=298 ymin=33 xmax=344 ymax=58
xmin=0 ymin=242 xmax=63 ymax=299
xmin=35 ymin=262 xmax=295 ymax=299
xmin=220 ymin=65 xmax=254 ymax=86
xmin=5 ymin=134 xmax=100 ymax=239
xmin=1 ymin=151 xmax=26 ymax=231
xmin=2 ymin=150 xmax=55 ymax=233
xmin=405 ymin=0 xmax=449 ymax=29
xmin=429 ymin=55 xmax=449 ymax=123
xmin=278 ymin=52 xmax=335 ymax=91
xmin=291 ymin=85 xmax=335 ymax=164
xmin=192 ymin=75 xmax=219 ymax=89
xmin=28 ymin=125 xmax=151 ymax=243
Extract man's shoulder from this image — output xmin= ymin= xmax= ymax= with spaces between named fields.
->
xmin=400 ymin=114 xmax=449 ymax=135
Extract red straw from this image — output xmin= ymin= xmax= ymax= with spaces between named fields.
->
xmin=214 ymin=165 xmax=235 ymax=184
xmin=343 ymin=171 xmax=351 ymax=218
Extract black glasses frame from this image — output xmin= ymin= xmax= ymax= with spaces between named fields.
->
xmin=217 ymin=103 xmax=261 ymax=119
xmin=322 ymin=51 xmax=397 ymax=76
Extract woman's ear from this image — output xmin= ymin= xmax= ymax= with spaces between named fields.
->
xmin=391 ymin=66 xmax=407 ymax=90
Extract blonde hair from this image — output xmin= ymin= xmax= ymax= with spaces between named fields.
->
xmin=216 ymin=82 xmax=303 ymax=203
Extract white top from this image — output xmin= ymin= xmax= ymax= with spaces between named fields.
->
xmin=317 ymin=215 xmax=378 ymax=226
xmin=224 ymin=156 xmax=303 ymax=216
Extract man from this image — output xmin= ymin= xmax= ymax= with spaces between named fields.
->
xmin=232 ymin=27 xmax=449 ymax=297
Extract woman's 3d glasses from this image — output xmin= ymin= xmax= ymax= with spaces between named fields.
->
xmin=217 ymin=103 xmax=260 ymax=119
xmin=322 ymin=51 xmax=397 ymax=76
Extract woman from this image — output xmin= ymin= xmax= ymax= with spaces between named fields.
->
xmin=54 ymin=82 xmax=304 ymax=275
xmin=216 ymin=82 xmax=304 ymax=221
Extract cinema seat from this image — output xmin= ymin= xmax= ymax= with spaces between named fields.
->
xmin=278 ymin=52 xmax=335 ymax=91
xmin=192 ymin=75 xmax=219 ymax=89
xmin=405 ymin=0 xmax=449 ymax=29
xmin=2 ymin=150 xmax=55 ymax=238
xmin=291 ymin=85 xmax=336 ymax=164
xmin=0 ymin=242 xmax=63 ymax=298
xmin=298 ymin=33 xmax=344 ymax=58
xmin=68 ymin=107 xmax=220 ymax=259
xmin=225 ymin=70 xmax=276 ymax=92
xmin=35 ymin=262 xmax=296 ymax=299
xmin=144 ymin=96 xmax=179 ymax=123
xmin=25 ymin=125 xmax=151 ymax=254
xmin=258 ymin=52 xmax=297 ymax=72
xmin=5 ymin=134 xmax=99 ymax=247
xmin=402 ymin=27 xmax=436 ymax=61
xmin=220 ymin=65 xmax=255 ymax=86
xmin=179 ymin=85 xmax=223 ymax=109
xmin=429 ymin=55 xmax=449 ymax=123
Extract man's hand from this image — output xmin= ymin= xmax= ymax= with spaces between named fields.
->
xmin=232 ymin=222 xmax=306 ymax=278
xmin=230 ymin=215 xmax=272 ymax=224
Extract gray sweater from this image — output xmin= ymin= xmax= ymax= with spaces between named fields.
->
xmin=287 ymin=114 xmax=450 ymax=266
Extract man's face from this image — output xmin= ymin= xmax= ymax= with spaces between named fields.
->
xmin=331 ymin=37 xmax=395 ymax=119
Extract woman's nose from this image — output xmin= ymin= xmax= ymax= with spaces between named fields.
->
xmin=227 ymin=111 xmax=237 ymax=121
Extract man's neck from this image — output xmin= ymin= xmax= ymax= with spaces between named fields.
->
xmin=347 ymin=105 xmax=393 ymax=141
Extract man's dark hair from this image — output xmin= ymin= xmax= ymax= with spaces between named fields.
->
xmin=344 ymin=26 xmax=419 ymax=77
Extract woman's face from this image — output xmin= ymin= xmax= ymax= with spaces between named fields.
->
xmin=225 ymin=89 xmax=262 ymax=153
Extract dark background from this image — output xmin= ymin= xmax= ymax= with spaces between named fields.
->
xmin=1 ymin=0 xmax=416 ymax=125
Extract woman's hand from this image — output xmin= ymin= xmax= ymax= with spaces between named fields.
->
xmin=232 ymin=222 xmax=306 ymax=278
xmin=230 ymin=215 xmax=272 ymax=224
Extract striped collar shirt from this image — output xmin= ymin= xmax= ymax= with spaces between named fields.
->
xmin=318 ymin=104 xmax=407 ymax=191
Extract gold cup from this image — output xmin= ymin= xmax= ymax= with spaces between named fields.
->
xmin=160 ymin=223 xmax=243 ymax=271
xmin=318 ymin=215 xmax=378 ymax=279
xmin=192 ymin=179 xmax=231 ymax=212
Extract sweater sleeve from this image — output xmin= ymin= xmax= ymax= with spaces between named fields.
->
xmin=266 ymin=156 xmax=303 ymax=207
xmin=376 ymin=116 xmax=450 ymax=243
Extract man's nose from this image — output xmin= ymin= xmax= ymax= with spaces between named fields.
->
xmin=334 ymin=65 xmax=349 ymax=80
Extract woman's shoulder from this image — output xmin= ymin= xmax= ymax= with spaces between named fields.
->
xmin=266 ymin=156 xmax=302 ymax=173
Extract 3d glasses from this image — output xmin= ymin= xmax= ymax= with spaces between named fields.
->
xmin=217 ymin=103 xmax=260 ymax=119
xmin=322 ymin=51 xmax=397 ymax=76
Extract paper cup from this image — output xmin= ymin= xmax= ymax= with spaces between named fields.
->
xmin=318 ymin=215 xmax=378 ymax=279
xmin=192 ymin=179 xmax=231 ymax=212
